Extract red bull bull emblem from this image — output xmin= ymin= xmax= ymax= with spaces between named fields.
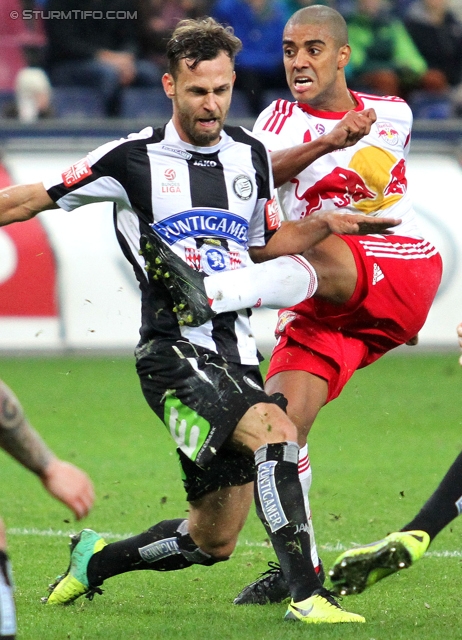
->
xmin=376 ymin=122 xmax=399 ymax=146
xmin=293 ymin=167 xmax=376 ymax=217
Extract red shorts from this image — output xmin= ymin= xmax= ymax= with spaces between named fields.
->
xmin=267 ymin=235 xmax=442 ymax=402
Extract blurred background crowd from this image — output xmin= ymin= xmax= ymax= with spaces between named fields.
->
xmin=2 ymin=0 xmax=462 ymax=121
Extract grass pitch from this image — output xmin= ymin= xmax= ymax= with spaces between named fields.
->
xmin=1 ymin=351 xmax=461 ymax=640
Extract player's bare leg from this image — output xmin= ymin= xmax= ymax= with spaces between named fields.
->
xmin=235 ymin=372 xmax=328 ymax=604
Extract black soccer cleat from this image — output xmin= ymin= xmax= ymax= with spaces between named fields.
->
xmin=233 ymin=560 xmax=325 ymax=605
xmin=139 ymin=231 xmax=216 ymax=327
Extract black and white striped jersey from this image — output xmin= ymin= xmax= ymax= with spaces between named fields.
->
xmin=44 ymin=120 xmax=277 ymax=364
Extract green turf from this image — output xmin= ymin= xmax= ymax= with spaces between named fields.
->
xmin=1 ymin=351 xmax=461 ymax=639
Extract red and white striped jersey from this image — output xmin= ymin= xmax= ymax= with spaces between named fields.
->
xmin=253 ymin=91 xmax=422 ymax=238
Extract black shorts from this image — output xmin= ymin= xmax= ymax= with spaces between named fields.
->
xmin=135 ymin=340 xmax=287 ymax=501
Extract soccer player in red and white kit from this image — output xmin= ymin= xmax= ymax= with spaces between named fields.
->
xmin=242 ymin=4 xmax=442 ymax=600
xmin=171 ymin=5 xmax=443 ymax=603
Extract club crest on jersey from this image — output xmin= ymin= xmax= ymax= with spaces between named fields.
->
xmin=315 ymin=124 xmax=325 ymax=135
xmin=185 ymin=244 xmax=241 ymax=273
xmin=62 ymin=159 xmax=92 ymax=187
xmin=233 ymin=174 xmax=253 ymax=200
xmin=376 ymin=122 xmax=399 ymax=146
xmin=203 ymin=246 xmax=227 ymax=273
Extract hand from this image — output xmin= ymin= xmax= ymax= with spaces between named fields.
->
xmin=40 ymin=458 xmax=95 ymax=520
xmin=326 ymin=108 xmax=377 ymax=150
xmin=321 ymin=211 xmax=401 ymax=235
xmin=457 ymin=322 xmax=462 ymax=366
xmin=97 ymin=50 xmax=136 ymax=85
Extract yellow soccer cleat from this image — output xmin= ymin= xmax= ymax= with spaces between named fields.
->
xmin=284 ymin=588 xmax=365 ymax=623
xmin=329 ymin=530 xmax=430 ymax=596
xmin=44 ymin=529 xmax=107 ymax=605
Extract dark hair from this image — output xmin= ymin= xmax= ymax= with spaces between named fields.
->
xmin=167 ymin=17 xmax=242 ymax=77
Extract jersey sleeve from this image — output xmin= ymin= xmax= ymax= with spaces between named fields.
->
xmin=247 ymin=137 xmax=281 ymax=247
xmin=402 ymin=103 xmax=413 ymax=158
xmin=252 ymin=100 xmax=297 ymax=152
xmin=43 ymin=136 xmax=137 ymax=212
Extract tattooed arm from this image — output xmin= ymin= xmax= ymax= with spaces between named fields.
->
xmin=0 ymin=380 xmax=94 ymax=519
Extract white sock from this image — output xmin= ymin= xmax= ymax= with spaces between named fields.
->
xmin=204 ymin=255 xmax=317 ymax=314
xmin=298 ymin=444 xmax=320 ymax=571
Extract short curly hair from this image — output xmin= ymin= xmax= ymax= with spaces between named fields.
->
xmin=167 ymin=17 xmax=242 ymax=78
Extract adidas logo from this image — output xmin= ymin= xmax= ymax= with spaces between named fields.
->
xmin=372 ymin=263 xmax=384 ymax=285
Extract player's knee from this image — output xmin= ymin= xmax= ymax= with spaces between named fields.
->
xmin=179 ymin=531 xmax=233 ymax=563
xmin=250 ymin=402 xmax=297 ymax=444
xmin=198 ymin=537 xmax=235 ymax=561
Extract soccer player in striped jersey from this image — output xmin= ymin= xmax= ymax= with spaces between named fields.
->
xmin=0 ymin=17 xmax=395 ymax=625
xmin=329 ymin=322 xmax=462 ymax=595
xmin=142 ymin=6 xmax=443 ymax=605
xmin=0 ymin=380 xmax=94 ymax=639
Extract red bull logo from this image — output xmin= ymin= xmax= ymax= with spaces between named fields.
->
xmin=293 ymin=166 xmax=376 ymax=217
xmin=293 ymin=147 xmax=407 ymax=217
xmin=376 ymin=122 xmax=399 ymax=146
xmin=384 ymin=158 xmax=407 ymax=197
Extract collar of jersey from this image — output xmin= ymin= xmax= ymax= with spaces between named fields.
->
xmin=296 ymin=91 xmax=364 ymax=119
xmin=166 ymin=119 xmax=224 ymax=153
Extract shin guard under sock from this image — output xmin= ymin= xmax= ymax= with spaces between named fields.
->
xmin=87 ymin=519 xmax=225 ymax=586
xmin=204 ymin=255 xmax=318 ymax=313
xmin=0 ymin=551 xmax=16 ymax=639
xmin=402 ymin=452 xmax=462 ymax=541
xmin=254 ymin=442 xmax=322 ymax=602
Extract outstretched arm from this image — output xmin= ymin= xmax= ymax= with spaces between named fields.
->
xmin=0 ymin=183 xmax=57 ymax=226
xmin=270 ymin=108 xmax=377 ymax=187
xmin=0 ymin=380 xmax=94 ymax=519
xmin=250 ymin=210 xmax=400 ymax=262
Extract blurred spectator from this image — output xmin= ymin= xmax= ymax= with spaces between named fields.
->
xmin=0 ymin=0 xmax=46 ymax=93
xmin=346 ymin=0 xmax=448 ymax=99
xmin=44 ymin=0 xmax=162 ymax=117
xmin=285 ymin=0 xmax=335 ymax=13
xmin=137 ymin=0 xmax=212 ymax=73
xmin=20 ymin=0 xmax=48 ymax=67
xmin=449 ymin=0 xmax=462 ymax=21
xmin=3 ymin=67 xmax=54 ymax=121
xmin=212 ymin=0 xmax=290 ymax=115
xmin=404 ymin=0 xmax=462 ymax=113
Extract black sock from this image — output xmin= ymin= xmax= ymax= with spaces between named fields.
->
xmin=0 ymin=550 xmax=16 ymax=639
xmin=401 ymin=452 xmax=462 ymax=541
xmin=254 ymin=442 xmax=322 ymax=602
xmin=88 ymin=519 xmax=198 ymax=585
